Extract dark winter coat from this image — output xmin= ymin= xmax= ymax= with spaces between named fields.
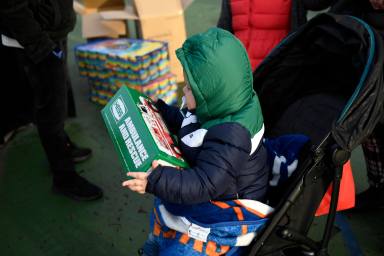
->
xmin=149 ymin=100 xmax=269 ymax=204
xmin=0 ymin=0 xmax=76 ymax=63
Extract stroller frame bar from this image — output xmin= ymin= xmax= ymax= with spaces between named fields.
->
xmin=249 ymin=134 xmax=350 ymax=256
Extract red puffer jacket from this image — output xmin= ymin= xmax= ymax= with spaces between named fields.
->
xmin=231 ymin=0 xmax=292 ymax=70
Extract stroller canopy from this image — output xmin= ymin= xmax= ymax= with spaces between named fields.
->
xmin=253 ymin=13 xmax=384 ymax=151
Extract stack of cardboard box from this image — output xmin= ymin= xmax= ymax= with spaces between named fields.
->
xmin=75 ymin=38 xmax=178 ymax=106
xmin=74 ymin=0 xmax=193 ymax=83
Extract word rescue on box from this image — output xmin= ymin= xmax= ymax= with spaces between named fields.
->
xmin=110 ymin=95 xmax=149 ymax=169
xmin=118 ymin=117 xmax=148 ymax=168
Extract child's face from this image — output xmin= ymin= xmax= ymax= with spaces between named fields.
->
xmin=183 ymin=80 xmax=196 ymax=111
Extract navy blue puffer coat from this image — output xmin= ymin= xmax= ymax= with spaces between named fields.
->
xmin=146 ymin=101 xmax=269 ymax=204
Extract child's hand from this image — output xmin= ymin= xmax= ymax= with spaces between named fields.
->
xmin=152 ymin=160 xmax=159 ymax=169
xmin=122 ymin=172 xmax=149 ymax=194
xmin=121 ymin=161 xmax=161 ymax=194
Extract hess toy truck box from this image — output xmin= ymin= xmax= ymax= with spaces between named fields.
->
xmin=101 ymin=86 xmax=188 ymax=175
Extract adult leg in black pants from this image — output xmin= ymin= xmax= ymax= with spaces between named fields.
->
xmin=18 ymin=40 xmax=102 ymax=201
xmin=61 ymin=39 xmax=92 ymax=163
xmin=62 ymin=39 xmax=77 ymax=118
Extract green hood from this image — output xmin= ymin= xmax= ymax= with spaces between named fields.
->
xmin=176 ymin=28 xmax=263 ymax=136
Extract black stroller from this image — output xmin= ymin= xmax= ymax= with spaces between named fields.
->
xmin=246 ymin=14 xmax=384 ymax=256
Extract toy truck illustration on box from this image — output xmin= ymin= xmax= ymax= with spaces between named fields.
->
xmin=101 ymin=86 xmax=188 ymax=175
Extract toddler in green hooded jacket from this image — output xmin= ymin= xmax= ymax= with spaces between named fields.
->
xmin=123 ymin=28 xmax=270 ymax=255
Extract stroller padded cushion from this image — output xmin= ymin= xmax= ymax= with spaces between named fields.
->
xmin=267 ymin=93 xmax=347 ymax=146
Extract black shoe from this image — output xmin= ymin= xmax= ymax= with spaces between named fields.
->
xmin=353 ymin=186 xmax=384 ymax=211
xmin=0 ymin=124 xmax=32 ymax=148
xmin=0 ymin=130 xmax=15 ymax=148
xmin=66 ymin=140 xmax=92 ymax=163
xmin=53 ymin=173 xmax=103 ymax=201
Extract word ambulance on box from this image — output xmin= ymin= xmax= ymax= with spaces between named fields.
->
xmin=102 ymin=86 xmax=188 ymax=175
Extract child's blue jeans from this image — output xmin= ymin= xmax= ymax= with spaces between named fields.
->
xmin=141 ymin=232 xmax=244 ymax=256
xmin=142 ymin=233 xmax=160 ymax=256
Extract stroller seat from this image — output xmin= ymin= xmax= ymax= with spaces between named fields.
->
xmin=269 ymin=93 xmax=347 ymax=146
